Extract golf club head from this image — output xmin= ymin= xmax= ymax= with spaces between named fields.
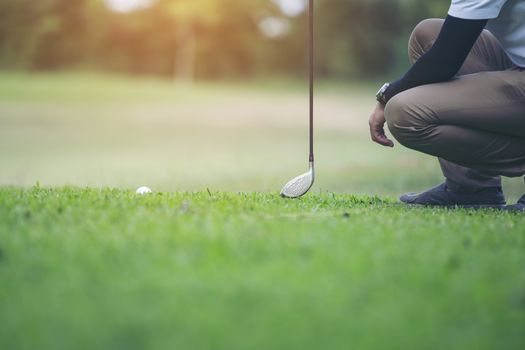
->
xmin=280 ymin=162 xmax=315 ymax=198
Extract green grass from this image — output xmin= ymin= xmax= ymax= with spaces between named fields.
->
xmin=1 ymin=72 xmax=524 ymax=349
xmin=1 ymin=71 xmax=523 ymax=198
xmin=1 ymin=187 xmax=525 ymax=350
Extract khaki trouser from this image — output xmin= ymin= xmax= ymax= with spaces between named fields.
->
xmin=385 ymin=19 xmax=525 ymax=193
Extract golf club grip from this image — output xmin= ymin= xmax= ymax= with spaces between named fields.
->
xmin=309 ymin=0 xmax=314 ymax=162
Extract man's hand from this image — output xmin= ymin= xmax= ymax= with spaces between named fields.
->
xmin=369 ymin=103 xmax=394 ymax=147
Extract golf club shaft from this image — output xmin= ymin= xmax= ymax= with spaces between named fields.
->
xmin=309 ymin=0 xmax=314 ymax=163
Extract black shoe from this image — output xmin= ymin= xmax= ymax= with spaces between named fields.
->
xmin=503 ymin=195 xmax=525 ymax=212
xmin=400 ymin=183 xmax=506 ymax=209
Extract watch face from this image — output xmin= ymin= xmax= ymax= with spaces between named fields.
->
xmin=376 ymin=83 xmax=387 ymax=98
xmin=376 ymin=83 xmax=389 ymax=104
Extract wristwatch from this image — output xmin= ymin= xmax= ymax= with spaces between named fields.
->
xmin=375 ymin=82 xmax=390 ymax=105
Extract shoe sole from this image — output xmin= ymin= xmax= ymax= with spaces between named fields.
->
xmin=503 ymin=204 xmax=525 ymax=212
xmin=400 ymin=202 xmax=505 ymax=210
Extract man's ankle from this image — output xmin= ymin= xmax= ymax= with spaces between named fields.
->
xmin=445 ymin=179 xmax=501 ymax=195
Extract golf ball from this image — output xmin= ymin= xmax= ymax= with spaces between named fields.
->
xmin=136 ymin=186 xmax=152 ymax=195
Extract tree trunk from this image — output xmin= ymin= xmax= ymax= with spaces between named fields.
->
xmin=174 ymin=21 xmax=196 ymax=85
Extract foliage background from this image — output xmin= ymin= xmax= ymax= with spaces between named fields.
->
xmin=0 ymin=0 xmax=450 ymax=80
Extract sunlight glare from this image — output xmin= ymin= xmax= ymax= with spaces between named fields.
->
xmin=105 ymin=0 xmax=153 ymax=13
xmin=274 ymin=0 xmax=307 ymax=17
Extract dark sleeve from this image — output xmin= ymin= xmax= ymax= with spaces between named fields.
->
xmin=384 ymin=15 xmax=488 ymax=102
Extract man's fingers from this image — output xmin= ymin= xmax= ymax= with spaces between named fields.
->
xmin=368 ymin=107 xmax=394 ymax=147
xmin=370 ymin=123 xmax=394 ymax=147
xmin=379 ymin=136 xmax=394 ymax=147
xmin=375 ymin=135 xmax=394 ymax=147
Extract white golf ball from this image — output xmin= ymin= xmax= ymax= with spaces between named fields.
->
xmin=136 ymin=186 xmax=152 ymax=195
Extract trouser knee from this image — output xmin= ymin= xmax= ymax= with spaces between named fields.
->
xmin=409 ymin=18 xmax=444 ymax=62
xmin=385 ymin=93 xmax=432 ymax=149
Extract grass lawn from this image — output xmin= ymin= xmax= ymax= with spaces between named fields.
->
xmin=1 ymin=71 xmax=523 ymax=199
xmin=1 ymin=187 xmax=524 ymax=350
xmin=1 ymin=73 xmax=524 ymax=349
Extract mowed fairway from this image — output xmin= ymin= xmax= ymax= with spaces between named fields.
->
xmin=1 ymin=73 xmax=525 ymax=349
xmin=1 ymin=187 xmax=525 ymax=350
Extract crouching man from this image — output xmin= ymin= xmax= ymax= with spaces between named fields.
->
xmin=369 ymin=0 xmax=525 ymax=210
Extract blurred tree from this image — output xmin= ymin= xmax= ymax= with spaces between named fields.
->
xmin=316 ymin=0 xmax=404 ymax=78
xmin=0 ymin=0 xmax=106 ymax=70
xmin=157 ymin=0 xmax=275 ymax=82
xmin=33 ymin=0 xmax=106 ymax=69
xmin=100 ymin=5 xmax=175 ymax=75
xmin=0 ymin=0 xmax=452 ymax=79
xmin=402 ymin=0 xmax=450 ymax=21
xmin=158 ymin=0 xmax=219 ymax=83
xmin=0 ymin=0 xmax=55 ymax=69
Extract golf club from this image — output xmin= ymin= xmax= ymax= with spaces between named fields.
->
xmin=280 ymin=0 xmax=315 ymax=199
